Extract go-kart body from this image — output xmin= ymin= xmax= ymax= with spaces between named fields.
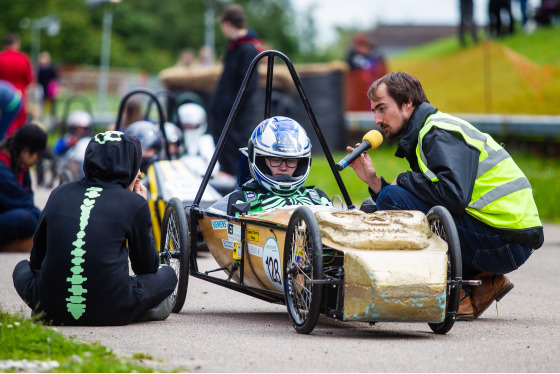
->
xmin=161 ymin=50 xmax=469 ymax=334
xmin=198 ymin=204 xmax=448 ymax=323
xmin=146 ymin=159 xmax=222 ymax=247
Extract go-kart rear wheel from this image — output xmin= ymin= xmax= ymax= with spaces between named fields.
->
xmin=427 ymin=206 xmax=462 ymax=334
xmin=160 ymin=197 xmax=189 ymax=313
xmin=283 ymin=206 xmax=323 ymax=334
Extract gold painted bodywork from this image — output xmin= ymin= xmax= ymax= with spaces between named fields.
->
xmin=200 ymin=206 xmax=448 ymax=323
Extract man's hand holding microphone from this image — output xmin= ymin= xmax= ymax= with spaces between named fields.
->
xmin=337 ymin=130 xmax=389 ymax=194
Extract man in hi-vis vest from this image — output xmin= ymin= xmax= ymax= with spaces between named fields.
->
xmin=347 ymin=71 xmax=543 ymax=321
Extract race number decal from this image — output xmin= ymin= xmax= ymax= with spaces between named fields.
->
xmin=262 ymin=237 xmax=283 ymax=291
xmin=227 ymin=222 xmax=241 ymax=242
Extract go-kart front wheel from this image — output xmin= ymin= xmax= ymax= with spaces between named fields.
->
xmin=160 ymin=197 xmax=189 ymax=313
xmin=427 ymin=206 xmax=462 ymax=334
xmin=283 ymin=206 xmax=324 ymax=334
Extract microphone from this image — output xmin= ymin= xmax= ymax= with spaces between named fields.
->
xmin=336 ymin=130 xmax=383 ymax=171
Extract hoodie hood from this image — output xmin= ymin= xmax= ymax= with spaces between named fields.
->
xmin=83 ymin=131 xmax=142 ymax=188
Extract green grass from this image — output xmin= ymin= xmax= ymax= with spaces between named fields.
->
xmin=308 ymin=145 xmax=559 ymax=223
xmin=0 ymin=309 xmax=171 ymax=373
xmin=388 ymin=27 xmax=560 ymax=115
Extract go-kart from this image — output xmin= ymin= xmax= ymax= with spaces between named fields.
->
xmin=160 ymin=50 xmax=478 ymax=334
xmin=114 ymin=88 xmax=224 ymax=251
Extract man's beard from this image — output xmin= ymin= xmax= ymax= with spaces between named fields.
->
xmin=384 ymin=113 xmax=408 ymax=141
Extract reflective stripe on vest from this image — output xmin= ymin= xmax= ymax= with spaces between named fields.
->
xmin=416 ymin=112 xmax=541 ymax=230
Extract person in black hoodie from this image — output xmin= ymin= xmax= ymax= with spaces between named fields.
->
xmin=208 ymin=4 xmax=263 ymax=177
xmin=12 ymin=131 xmax=177 ymax=326
xmin=345 ymin=72 xmax=543 ymax=321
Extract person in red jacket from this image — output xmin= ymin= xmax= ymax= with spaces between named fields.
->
xmin=0 ymin=33 xmax=33 ymax=137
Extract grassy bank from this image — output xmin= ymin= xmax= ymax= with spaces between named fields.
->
xmin=0 ymin=309 xmax=168 ymax=372
xmin=307 ymin=144 xmax=559 ymax=223
xmin=388 ymin=26 xmax=560 ymax=115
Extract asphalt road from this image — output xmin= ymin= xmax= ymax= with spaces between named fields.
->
xmin=1 ymin=183 xmax=559 ymax=372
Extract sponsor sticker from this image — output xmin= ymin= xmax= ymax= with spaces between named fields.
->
xmin=211 ymin=220 xmax=228 ymax=230
xmin=262 ymin=237 xmax=283 ymax=291
xmin=246 ymin=229 xmax=259 ymax=242
xmin=222 ymin=239 xmax=234 ymax=250
xmin=227 ymin=222 xmax=241 ymax=242
xmin=248 ymin=244 xmax=263 ymax=257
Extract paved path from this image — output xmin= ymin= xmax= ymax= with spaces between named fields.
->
xmin=1 ymin=183 xmax=558 ymax=372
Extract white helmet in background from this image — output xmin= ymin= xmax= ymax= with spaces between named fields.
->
xmin=178 ymin=103 xmax=207 ymax=155
xmin=67 ymin=110 xmax=92 ymax=131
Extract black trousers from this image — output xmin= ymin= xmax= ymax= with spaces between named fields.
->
xmin=12 ymin=260 xmax=177 ymax=325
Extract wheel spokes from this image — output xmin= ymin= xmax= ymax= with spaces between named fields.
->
xmin=287 ymin=218 xmax=314 ymax=323
xmin=164 ymin=212 xmax=181 ymax=298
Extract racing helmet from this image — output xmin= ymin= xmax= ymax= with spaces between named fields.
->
xmin=164 ymin=121 xmax=184 ymax=158
xmin=177 ymin=103 xmax=207 ymax=155
xmin=177 ymin=103 xmax=207 ymax=131
xmin=125 ymin=120 xmax=163 ymax=172
xmin=248 ymin=116 xmax=311 ymax=196
xmin=164 ymin=121 xmax=183 ymax=145
xmin=67 ymin=110 xmax=92 ymax=134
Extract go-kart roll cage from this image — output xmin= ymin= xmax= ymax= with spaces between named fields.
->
xmin=114 ymin=88 xmax=171 ymax=160
xmin=192 ymin=50 xmax=354 ymax=209
xmin=187 ymin=50 xmax=354 ymax=303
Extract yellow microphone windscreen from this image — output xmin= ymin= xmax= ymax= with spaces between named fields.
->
xmin=362 ymin=130 xmax=383 ymax=150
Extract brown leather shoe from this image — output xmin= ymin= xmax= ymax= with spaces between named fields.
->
xmin=457 ymin=289 xmax=474 ymax=321
xmin=470 ymin=272 xmax=514 ymax=319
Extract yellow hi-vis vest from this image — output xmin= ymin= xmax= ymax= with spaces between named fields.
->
xmin=416 ymin=112 xmax=541 ymax=230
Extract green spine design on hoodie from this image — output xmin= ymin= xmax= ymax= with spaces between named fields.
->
xmin=94 ymin=131 xmax=123 ymax=144
xmin=66 ymin=186 xmax=103 ymax=320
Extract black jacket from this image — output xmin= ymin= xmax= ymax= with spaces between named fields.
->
xmin=208 ymin=30 xmax=262 ymax=176
xmin=29 ymin=132 xmax=160 ymax=325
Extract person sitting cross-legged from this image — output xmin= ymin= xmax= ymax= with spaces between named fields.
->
xmin=12 ymin=131 xmax=177 ymax=325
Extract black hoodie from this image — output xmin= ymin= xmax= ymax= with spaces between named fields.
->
xmin=28 ymin=132 xmax=160 ymax=325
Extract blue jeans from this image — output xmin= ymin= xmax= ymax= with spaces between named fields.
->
xmin=376 ymin=185 xmax=533 ymax=278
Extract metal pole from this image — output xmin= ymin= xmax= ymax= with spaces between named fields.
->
xmin=31 ymin=26 xmax=40 ymax=71
xmin=204 ymin=1 xmax=216 ymax=65
xmin=98 ymin=9 xmax=113 ymax=114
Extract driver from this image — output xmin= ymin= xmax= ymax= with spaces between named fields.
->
xmin=228 ymin=116 xmax=331 ymax=215
xmin=124 ymin=120 xmax=163 ymax=174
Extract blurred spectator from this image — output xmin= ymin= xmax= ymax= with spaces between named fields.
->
xmin=0 ymin=80 xmax=22 ymax=140
xmin=459 ymin=0 xmax=479 ymax=46
xmin=54 ymin=110 xmax=93 ymax=156
xmin=345 ymin=33 xmax=388 ymax=112
xmin=516 ymin=0 xmax=529 ymax=26
xmin=107 ymin=98 xmax=143 ymax=131
xmin=177 ymin=48 xmax=196 ymax=68
xmin=0 ymin=123 xmax=47 ymax=252
xmin=534 ymin=0 xmax=560 ymax=26
xmin=0 ymin=33 xmax=33 ymax=137
xmin=489 ymin=0 xmax=515 ymax=36
xmin=208 ymin=4 xmax=263 ymax=176
xmin=37 ymin=51 xmax=59 ymax=121
xmin=199 ymin=45 xmax=215 ymax=66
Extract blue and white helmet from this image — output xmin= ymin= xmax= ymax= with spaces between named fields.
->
xmin=248 ymin=116 xmax=311 ymax=196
